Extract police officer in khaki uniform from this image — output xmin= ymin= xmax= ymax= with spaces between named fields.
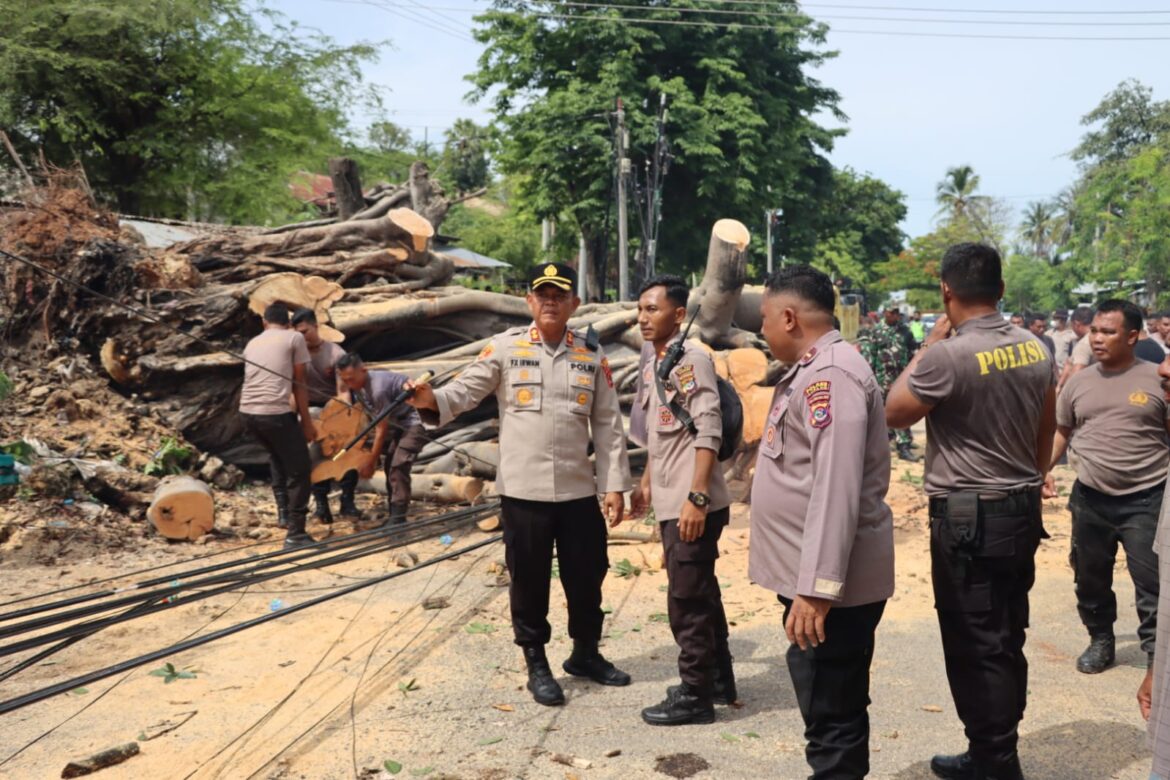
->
xmin=626 ymin=274 xmax=734 ymax=726
xmin=886 ymin=242 xmax=1057 ymax=780
xmin=750 ymin=265 xmax=895 ymax=779
xmin=408 ymin=263 xmax=631 ymax=707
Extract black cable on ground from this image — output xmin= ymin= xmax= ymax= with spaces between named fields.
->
xmin=0 ymin=502 xmax=496 ymax=627
xmin=0 ymin=534 xmax=502 ymax=716
xmin=0 ymin=506 xmax=495 ymax=657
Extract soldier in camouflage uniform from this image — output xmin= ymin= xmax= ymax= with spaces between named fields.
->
xmin=858 ymin=307 xmax=919 ymax=461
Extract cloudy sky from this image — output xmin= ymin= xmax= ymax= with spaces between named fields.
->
xmin=281 ymin=0 xmax=1170 ymax=240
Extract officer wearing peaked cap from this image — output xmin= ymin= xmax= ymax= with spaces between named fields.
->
xmin=409 ymin=263 xmax=632 ymax=707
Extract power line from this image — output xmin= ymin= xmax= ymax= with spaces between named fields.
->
xmin=536 ymin=0 xmax=1170 ymax=26
xmin=324 ymin=0 xmax=477 ymax=41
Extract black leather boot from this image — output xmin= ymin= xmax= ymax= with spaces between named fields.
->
xmin=930 ymin=752 xmax=975 ymax=779
xmin=641 ymin=683 xmax=715 ymax=726
xmin=713 ymin=652 xmax=738 ymax=705
xmin=283 ymin=511 xmax=315 ymax=549
xmin=522 ymin=646 xmax=564 ymax=706
xmin=897 ymin=443 xmax=920 ymax=462
xmin=388 ymin=502 xmax=408 ymax=525
xmin=1076 ymin=633 xmax=1115 ymax=674
xmin=562 ymin=639 xmax=631 ymax=686
xmin=273 ymin=487 xmax=289 ymax=529
xmin=338 ymin=490 xmax=361 ymax=520
xmin=311 ymin=486 xmax=333 ymax=525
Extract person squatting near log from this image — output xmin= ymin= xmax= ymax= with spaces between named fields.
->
xmin=1042 ymin=299 xmax=1169 ymax=676
xmin=749 ymin=265 xmax=895 ymax=779
xmin=407 ymin=262 xmax=632 ymax=707
xmin=336 ymin=353 xmax=425 ymax=526
xmin=238 ymin=302 xmax=318 ymax=549
xmin=290 ymin=307 xmax=349 ymax=524
xmin=628 ymin=274 xmax=736 ymax=727
xmin=886 ymin=242 xmax=1057 ymax=780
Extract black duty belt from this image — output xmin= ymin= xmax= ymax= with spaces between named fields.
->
xmin=929 ymin=487 xmax=1040 ymax=518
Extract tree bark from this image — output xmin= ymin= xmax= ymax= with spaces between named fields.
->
xmin=328 ymin=157 xmax=365 ymax=220
xmin=692 ymin=219 xmax=759 ymax=349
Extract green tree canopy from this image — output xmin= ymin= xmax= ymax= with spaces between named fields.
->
xmin=440 ymin=118 xmax=491 ymax=193
xmin=0 ymin=0 xmax=383 ymax=223
xmin=469 ymin=1 xmax=850 ymax=293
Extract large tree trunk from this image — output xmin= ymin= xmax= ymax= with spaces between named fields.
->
xmin=691 ymin=219 xmax=760 ymax=349
xmin=328 ymin=157 xmax=365 ymax=220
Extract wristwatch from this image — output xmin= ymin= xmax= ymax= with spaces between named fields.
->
xmin=687 ymin=491 xmax=710 ymax=508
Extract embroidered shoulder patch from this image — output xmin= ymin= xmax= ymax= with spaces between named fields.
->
xmin=674 ymin=363 xmax=697 ymax=394
xmin=804 ymin=380 xmax=832 ymax=429
xmin=477 ymin=343 xmax=495 ymax=362
xmin=601 ymin=356 xmax=613 ymax=388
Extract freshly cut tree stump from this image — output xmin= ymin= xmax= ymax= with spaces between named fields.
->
xmin=692 ymin=219 xmax=756 ymax=349
xmin=147 ymin=477 xmax=214 ymax=540
xmin=247 ymin=273 xmax=345 ymax=342
xmin=410 ymin=474 xmax=483 ymax=504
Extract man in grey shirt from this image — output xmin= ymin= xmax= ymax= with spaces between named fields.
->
xmin=1045 ymin=300 xmax=1169 ymax=675
xmin=887 ymin=243 xmax=1056 ymax=780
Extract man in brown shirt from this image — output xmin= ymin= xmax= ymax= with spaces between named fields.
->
xmin=887 ymin=242 xmax=1056 ymax=780
xmin=291 ymin=307 xmax=349 ymax=524
xmin=750 ymin=265 xmax=894 ymax=779
xmin=409 ymin=263 xmax=631 ymax=708
xmin=1044 ymin=299 xmax=1169 ymax=674
xmin=239 ymin=303 xmax=317 ymax=548
xmin=627 ymin=274 xmax=734 ymax=726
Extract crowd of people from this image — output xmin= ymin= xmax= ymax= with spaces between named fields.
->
xmin=237 ymin=244 xmax=1170 ymax=780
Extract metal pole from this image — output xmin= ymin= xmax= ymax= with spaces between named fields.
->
xmin=577 ymin=234 xmax=587 ymax=299
xmin=616 ymin=98 xmax=629 ymax=302
xmin=765 ymin=208 xmax=773 ymax=274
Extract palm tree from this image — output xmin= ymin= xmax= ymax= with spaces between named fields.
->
xmin=1020 ymin=201 xmax=1055 ymax=260
xmin=935 ymin=165 xmax=988 ymax=222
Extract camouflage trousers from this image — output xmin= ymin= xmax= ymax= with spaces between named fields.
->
xmin=879 ymin=386 xmax=912 ymax=448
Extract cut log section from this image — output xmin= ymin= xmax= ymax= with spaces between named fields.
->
xmin=387 ymin=207 xmax=435 ymax=254
xmin=692 ymin=219 xmax=758 ymax=349
xmin=147 ymin=477 xmax=215 ymax=540
xmin=247 ymin=273 xmax=345 ymax=342
xmin=311 ymin=398 xmax=373 ymax=484
xmin=411 ymin=473 xmax=483 ymax=504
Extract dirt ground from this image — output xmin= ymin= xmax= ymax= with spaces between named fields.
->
xmin=0 ymin=451 xmax=1157 ymax=780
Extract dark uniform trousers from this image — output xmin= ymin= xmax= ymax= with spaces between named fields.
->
xmin=332 ymin=421 xmax=427 ymax=509
xmin=661 ymin=507 xmax=731 ymax=696
xmin=1069 ymin=480 xmax=1162 ymax=655
xmin=500 ymin=495 xmax=609 ymax=647
xmin=779 ymin=596 xmax=886 ymax=780
xmin=241 ymin=412 xmax=311 ymax=521
xmin=929 ymin=489 xmax=1044 ymax=772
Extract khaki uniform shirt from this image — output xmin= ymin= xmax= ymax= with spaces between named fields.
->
xmin=305 ymin=341 xmax=345 ymax=406
xmin=239 ymin=329 xmax=310 ymax=416
xmin=1057 ymin=361 xmax=1170 ymax=495
xmin=434 ymin=324 xmax=630 ymax=502
xmin=635 ymin=336 xmax=731 ymax=519
xmin=909 ymin=313 xmax=1055 ymax=496
xmin=749 ymin=331 xmax=895 ymax=606
xmin=1046 ymin=327 xmax=1077 ymax=369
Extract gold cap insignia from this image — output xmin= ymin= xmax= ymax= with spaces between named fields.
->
xmin=544 ymin=264 xmax=558 ymax=277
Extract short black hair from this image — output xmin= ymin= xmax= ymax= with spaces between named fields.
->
xmin=336 ymin=353 xmax=364 ymax=370
xmin=764 ymin=264 xmax=836 ymax=315
xmin=291 ymin=307 xmax=317 ymax=326
xmin=638 ymin=274 xmax=690 ymax=310
xmin=1025 ymin=312 xmax=1047 ymax=326
xmin=1071 ymin=306 xmax=1094 ymax=326
xmin=263 ymin=303 xmax=290 ymax=325
xmin=939 ymin=243 xmax=1002 ymax=303
xmin=1095 ymin=299 xmax=1144 ymax=333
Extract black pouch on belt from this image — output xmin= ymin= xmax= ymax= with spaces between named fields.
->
xmin=946 ymin=491 xmax=981 ymax=553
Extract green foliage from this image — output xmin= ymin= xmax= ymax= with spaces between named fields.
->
xmin=612 ymin=558 xmax=642 ymax=578
xmin=149 ymin=662 xmax=199 ymax=683
xmin=470 ymin=1 xmax=849 ymax=281
xmin=383 ymin=759 xmax=403 ymax=775
xmin=1002 ymin=253 xmax=1071 ymax=313
xmin=0 ymin=370 xmax=11 ymax=402
xmin=802 ymin=168 xmax=907 ymax=287
xmin=397 ymin=678 xmax=420 ymax=697
xmin=1062 ymin=81 xmax=1170 ymax=306
xmin=145 ymin=437 xmax=193 ymax=477
xmin=442 ymin=192 xmax=542 ymax=278
xmin=0 ymin=0 xmax=383 ymax=223
xmin=439 ymin=119 xmax=491 ymax=193
xmin=465 ymin=621 xmax=496 ymax=634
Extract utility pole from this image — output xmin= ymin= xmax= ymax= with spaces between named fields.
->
xmin=577 ymin=234 xmax=587 ymax=299
xmin=616 ymin=98 xmax=630 ymax=302
xmin=765 ymin=207 xmax=774 ymax=275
